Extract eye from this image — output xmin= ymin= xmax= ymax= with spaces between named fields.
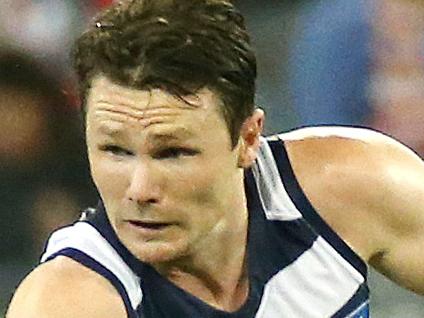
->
xmin=99 ymin=144 xmax=134 ymax=157
xmin=153 ymin=147 xmax=199 ymax=160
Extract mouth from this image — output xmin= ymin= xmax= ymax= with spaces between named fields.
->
xmin=128 ymin=220 xmax=173 ymax=230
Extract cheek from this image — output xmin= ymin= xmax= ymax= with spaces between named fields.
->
xmin=90 ymin=155 xmax=129 ymax=201
xmin=168 ymin=160 xmax=232 ymax=208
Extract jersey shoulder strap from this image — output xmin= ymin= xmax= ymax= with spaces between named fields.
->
xmin=41 ymin=221 xmax=142 ymax=316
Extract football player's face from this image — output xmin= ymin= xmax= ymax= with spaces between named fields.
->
xmin=86 ymin=76 xmax=243 ymax=264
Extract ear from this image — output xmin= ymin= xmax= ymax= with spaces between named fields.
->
xmin=238 ymin=108 xmax=265 ymax=168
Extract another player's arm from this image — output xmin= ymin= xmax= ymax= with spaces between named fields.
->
xmin=6 ymin=256 xmax=127 ymax=318
xmin=287 ymin=130 xmax=424 ymax=295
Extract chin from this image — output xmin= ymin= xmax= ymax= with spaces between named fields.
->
xmin=126 ymin=239 xmax=190 ymax=265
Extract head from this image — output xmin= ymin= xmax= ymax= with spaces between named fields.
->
xmin=74 ymin=0 xmax=257 ymax=148
xmin=77 ymin=0 xmax=264 ymax=265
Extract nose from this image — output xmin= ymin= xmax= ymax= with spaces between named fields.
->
xmin=126 ymin=162 xmax=161 ymax=206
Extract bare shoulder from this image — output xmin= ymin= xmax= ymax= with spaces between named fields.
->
xmin=279 ymin=126 xmax=424 ymax=261
xmin=6 ymin=256 xmax=127 ymax=318
xmin=279 ymin=125 xmax=408 ymax=149
xmin=280 ymin=126 xmax=423 ymax=183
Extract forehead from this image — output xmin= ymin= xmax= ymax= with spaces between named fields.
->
xmin=86 ymin=75 xmax=226 ymax=138
xmin=87 ymin=75 xmax=221 ymax=111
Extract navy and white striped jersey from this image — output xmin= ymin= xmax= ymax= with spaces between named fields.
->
xmin=41 ymin=135 xmax=369 ymax=318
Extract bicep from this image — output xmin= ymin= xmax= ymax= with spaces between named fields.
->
xmin=6 ymin=258 xmax=127 ymax=318
xmin=369 ymin=145 xmax=424 ymax=295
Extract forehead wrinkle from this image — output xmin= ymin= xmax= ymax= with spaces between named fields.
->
xmin=95 ymin=119 xmax=197 ymax=146
xmin=92 ymin=107 xmax=197 ymax=137
xmin=93 ymin=94 xmax=149 ymax=112
xmin=94 ymin=102 xmax=144 ymax=119
xmin=92 ymin=103 xmax=187 ymax=124
xmin=93 ymin=79 xmax=202 ymax=111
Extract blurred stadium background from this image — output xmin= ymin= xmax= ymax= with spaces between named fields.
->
xmin=1 ymin=0 xmax=423 ymax=315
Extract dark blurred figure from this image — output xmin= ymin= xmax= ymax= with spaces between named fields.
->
xmin=0 ymin=49 xmax=96 ymax=264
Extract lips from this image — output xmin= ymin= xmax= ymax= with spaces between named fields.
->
xmin=128 ymin=220 xmax=172 ymax=230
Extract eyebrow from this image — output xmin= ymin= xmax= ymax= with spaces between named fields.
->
xmin=148 ymin=128 xmax=197 ymax=144
xmin=148 ymin=131 xmax=194 ymax=142
xmin=95 ymin=123 xmax=125 ymax=138
xmin=97 ymin=124 xmax=195 ymax=141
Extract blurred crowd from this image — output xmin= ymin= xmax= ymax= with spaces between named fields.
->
xmin=0 ymin=0 xmax=110 ymax=311
xmin=1 ymin=0 xmax=423 ymax=316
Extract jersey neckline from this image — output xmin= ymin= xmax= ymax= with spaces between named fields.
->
xmin=86 ymin=169 xmax=268 ymax=317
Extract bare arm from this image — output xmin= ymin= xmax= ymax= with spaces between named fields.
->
xmin=365 ymin=139 xmax=424 ymax=294
xmin=6 ymin=256 xmax=127 ymax=318
xmin=286 ymin=127 xmax=424 ymax=294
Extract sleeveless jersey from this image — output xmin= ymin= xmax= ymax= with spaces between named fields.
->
xmin=41 ymin=135 xmax=369 ymax=318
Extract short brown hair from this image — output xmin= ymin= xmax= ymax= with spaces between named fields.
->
xmin=73 ymin=0 xmax=256 ymax=147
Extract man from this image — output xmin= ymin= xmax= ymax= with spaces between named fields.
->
xmin=7 ymin=1 xmax=424 ymax=317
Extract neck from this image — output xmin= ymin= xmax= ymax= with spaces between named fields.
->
xmin=159 ymin=248 xmax=249 ymax=311
xmin=154 ymin=192 xmax=250 ymax=312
